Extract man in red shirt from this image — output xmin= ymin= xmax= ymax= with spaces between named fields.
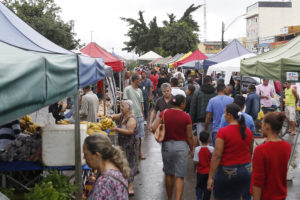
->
xmin=150 ymin=70 xmax=158 ymax=101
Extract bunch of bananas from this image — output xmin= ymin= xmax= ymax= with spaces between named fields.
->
xmin=20 ymin=115 xmax=39 ymax=134
xmin=57 ymin=119 xmax=71 ymax=125
xmin=99 ymin=116 xmax=114 ymax=130
xmin=82 ymin=117 xmax=115 ymax=136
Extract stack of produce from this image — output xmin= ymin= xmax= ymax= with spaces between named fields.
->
xmin=57 ymin=119 xmax=71 ymax=124
xmin=0 ymin=133 xmax=42 ymax=162
xmin=20 ymin=115 xmax=40 ymax=134
xmin=82 ymin=116 xmax=116 ymax=135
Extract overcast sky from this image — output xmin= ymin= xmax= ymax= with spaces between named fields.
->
xmin=55 ymin=0 xmax=264 ymax=59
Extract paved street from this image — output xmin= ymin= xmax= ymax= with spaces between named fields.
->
xmin=132 ymin=128 xmax=300 ymax=200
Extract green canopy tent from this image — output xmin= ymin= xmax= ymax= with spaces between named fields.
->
xmin=154 ymin=56 xmax=172 ymax=66
xmin=0 ymin=41 xmax=78 ymax=124
xmin=241 ymin=36 xmax=300 ymax=82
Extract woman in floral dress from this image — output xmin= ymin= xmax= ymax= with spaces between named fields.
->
xmin=84 ymin=134 xmax=130 ymax=200
xmin=110 ymin=100 xmax=139 ymax=196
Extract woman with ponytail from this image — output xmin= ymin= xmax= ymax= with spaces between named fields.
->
xmin=83 ymin=134 xmax=130 ymax=200
xmin=207 ymin=103 xmax=253 ymax=200
xmin=251 ymin=112 xmax=291 ymax=200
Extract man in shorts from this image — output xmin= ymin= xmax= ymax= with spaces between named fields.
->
xmin=285 ymin=82 xmax=299 ymax=135
xmin=123 ymin=73 xmax=146 ymax=160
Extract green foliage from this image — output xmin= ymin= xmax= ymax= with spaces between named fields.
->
xmin=122 ymin=4 xmax=200 ymax=56
xmin=0 ymin=187 xmax=15 ymax=199
xmin=160 ymin=22 xmax=199 ymax=56
xmin=25 ymin=171 xmax=77 ymax=200
xmin=3 ymin=0 xmax=83 ymax=50
xmin=127 ymin=60 xmax=138 ymax=71
xmin=25 ymin=182 xmax=60 ymax=200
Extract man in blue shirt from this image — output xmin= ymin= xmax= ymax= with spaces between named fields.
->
xmin=139 ymin=71 xmax=153 ymax=124
xmin=205 ymin=83 xmax=233 ymax=146
xmin=220 ymin=95 xmax=256 ymax=135
xmin=245 ymin=84 xmax=260 ymax=121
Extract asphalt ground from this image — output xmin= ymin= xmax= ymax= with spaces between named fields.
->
xmin=132 ymin=126 xmax=300 ymax=200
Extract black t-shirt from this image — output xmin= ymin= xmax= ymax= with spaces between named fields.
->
xmin=157 ymin=77 xmax=169 ymax=89
xmin=155 ymin=96 xmax=173 ymax=112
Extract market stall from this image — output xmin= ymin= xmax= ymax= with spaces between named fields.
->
xmin=80 ymin=42 xmax=125 ymax=106
xmin=174 ymin=49 xmax=207 ymax=68
xmin=169 ymin=51 xmax=192 ymax=68
xmin=241 ymin=36 xmax=300 ymax=170
xmin=207 ymin=53 xmax=256 ymax=84
xmin=203 ymin=39 xmax=250 ymax=70
xmin=0 ymin=2 xmax=107 ymax=199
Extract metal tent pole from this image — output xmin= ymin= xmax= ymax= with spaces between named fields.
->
xmin=119 ymin=72 xmax=122 ymax=102
xmin=103 ymin=79 xmax=106 ymax=116
xmin=74 ymin=91 xmax=83 ymax=200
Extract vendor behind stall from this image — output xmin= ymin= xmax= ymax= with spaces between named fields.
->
xmin=80 ymin=85 xmax=99 ymax=122
xmin=49 ymin=101 xmax=65 ymax=123
xmin=0 ymin=120 xmax=21 ymax=150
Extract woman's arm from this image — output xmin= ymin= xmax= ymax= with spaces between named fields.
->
xmin=110 ymin=118 xmax=136 ymax=135
xmin=250 ymin=136 xmax=254 ymax=157
xmin=109 ymin=113 xmax=122 ymax=121
xmin=252 ymin=186 xmax=262 ymax=200
xmin=151 ymin=115 xmax=162 ymax=133
xmin=186 ymin=124 xmax=194 ymax=156
xmin=207 ymin=138 xmax=224 ymax=191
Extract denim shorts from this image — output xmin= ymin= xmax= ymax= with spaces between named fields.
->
xmin=161 ymin=141 xmax=189 ymax=178
xmin=136 ymin=116 xmax=145 ymax=138
xmin=214 ymin=162 xmax=252 ymax=200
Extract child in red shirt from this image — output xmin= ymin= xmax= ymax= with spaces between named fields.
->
xmin=193 ymin=131 xmax=214 ymax=200
xmin=251 ymin=112 xmax=291 ymax=200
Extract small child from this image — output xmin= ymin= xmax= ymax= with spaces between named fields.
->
xmin=193 ymin=131 xmax=214 ymax=200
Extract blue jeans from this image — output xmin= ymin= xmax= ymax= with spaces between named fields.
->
xmin=143 ymin=99 xmax=149 ymax=120
xmin=196 ymin=173 xmax=211 ymax=200
xmin=212 ymin=132 xmax=217 ymax=147
xmin=214 ymin=163 xmax=252 ymax=200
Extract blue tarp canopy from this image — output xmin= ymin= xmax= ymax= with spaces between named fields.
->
xmin=0 ymin=2 xmax=105 ymax=88
xmin=203 ymin=39 xmax=250 ymax=70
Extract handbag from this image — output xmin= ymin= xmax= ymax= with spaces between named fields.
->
xmin=154 ymin=109 xmax=167 ymax=142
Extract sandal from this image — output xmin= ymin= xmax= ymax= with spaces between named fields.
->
xmin=139 ymin=155 xmax=146 ymax=160
xmin=290 ymin=132 xmax=296 ymax=136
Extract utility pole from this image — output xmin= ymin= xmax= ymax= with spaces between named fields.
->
xmin=203 ymin=0 xmax=207 ymax=42
xmin=90 ymin=31 xmax=94 ymax=42
xmin=221 ymin=22 xmax=225 ymax=49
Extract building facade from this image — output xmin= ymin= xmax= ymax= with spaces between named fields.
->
xmin=245 ymin=0 xmax=300 ymax=52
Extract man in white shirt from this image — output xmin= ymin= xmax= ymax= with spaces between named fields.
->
xmin=80 ymin=85 xmax=99 ymax=122
xmin=173 ymin=67 xmax=185 ymax=82
xmin=170 ymin=77 xmax=186 ymax=97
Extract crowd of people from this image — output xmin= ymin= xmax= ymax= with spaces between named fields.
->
xmin=80 ymin=65 xmax=297 ymax=200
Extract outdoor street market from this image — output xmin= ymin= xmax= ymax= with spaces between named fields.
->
xmin=1 ymin=0 xmax=300 ymax=199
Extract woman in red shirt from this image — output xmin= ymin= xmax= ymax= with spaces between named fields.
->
xmin=251 ymin=112 xmax=291 ymax=200
xmin=152 ymin=94 xmax=194 ymax=200
xmin=207 ymin=103 xmax=253 ymax=200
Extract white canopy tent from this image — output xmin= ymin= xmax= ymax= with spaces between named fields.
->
xmin=137 ymin=51 xmax=162 ymax=61
xmin=207 ymin=53 xmax=256 ymax=84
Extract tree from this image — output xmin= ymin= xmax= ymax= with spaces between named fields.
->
xmin=3 ymin=0 xmax=83 ymax=50
xmin=121 ymin=11 xmax=161 ymax=56
xmin=160 ymin=22 xmax=199 ymax=56
xmin=122 ymin=4 xmax=200 ymax=56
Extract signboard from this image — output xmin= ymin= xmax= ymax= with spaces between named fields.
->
xmin=286 ymin=72 xmax=298 ymax=81
xmin=280 ymin=27 xmax=288 ymax=35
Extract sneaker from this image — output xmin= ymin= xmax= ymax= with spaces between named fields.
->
xmin=144 ymin=121 xmax=147 ymax=125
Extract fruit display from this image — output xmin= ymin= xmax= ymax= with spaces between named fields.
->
xmin=20 ymin=115 xmax=40 ymax=134
xmin=0 ymin=133 xmax=41 ymax=162
xmin=57 ymin=119 xmax=71 ymax=125
xmin=81 ymin=116 xmax=116 ymax=135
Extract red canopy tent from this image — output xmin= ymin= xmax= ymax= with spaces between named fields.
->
xmin=174 ymin=49 xmax=207 ymax=68
xmin=80 ymin=42 xmax=125 ymax=72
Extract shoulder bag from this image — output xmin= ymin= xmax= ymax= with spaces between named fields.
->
xmin=154 ymin=109 xmax=167 ymax=142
